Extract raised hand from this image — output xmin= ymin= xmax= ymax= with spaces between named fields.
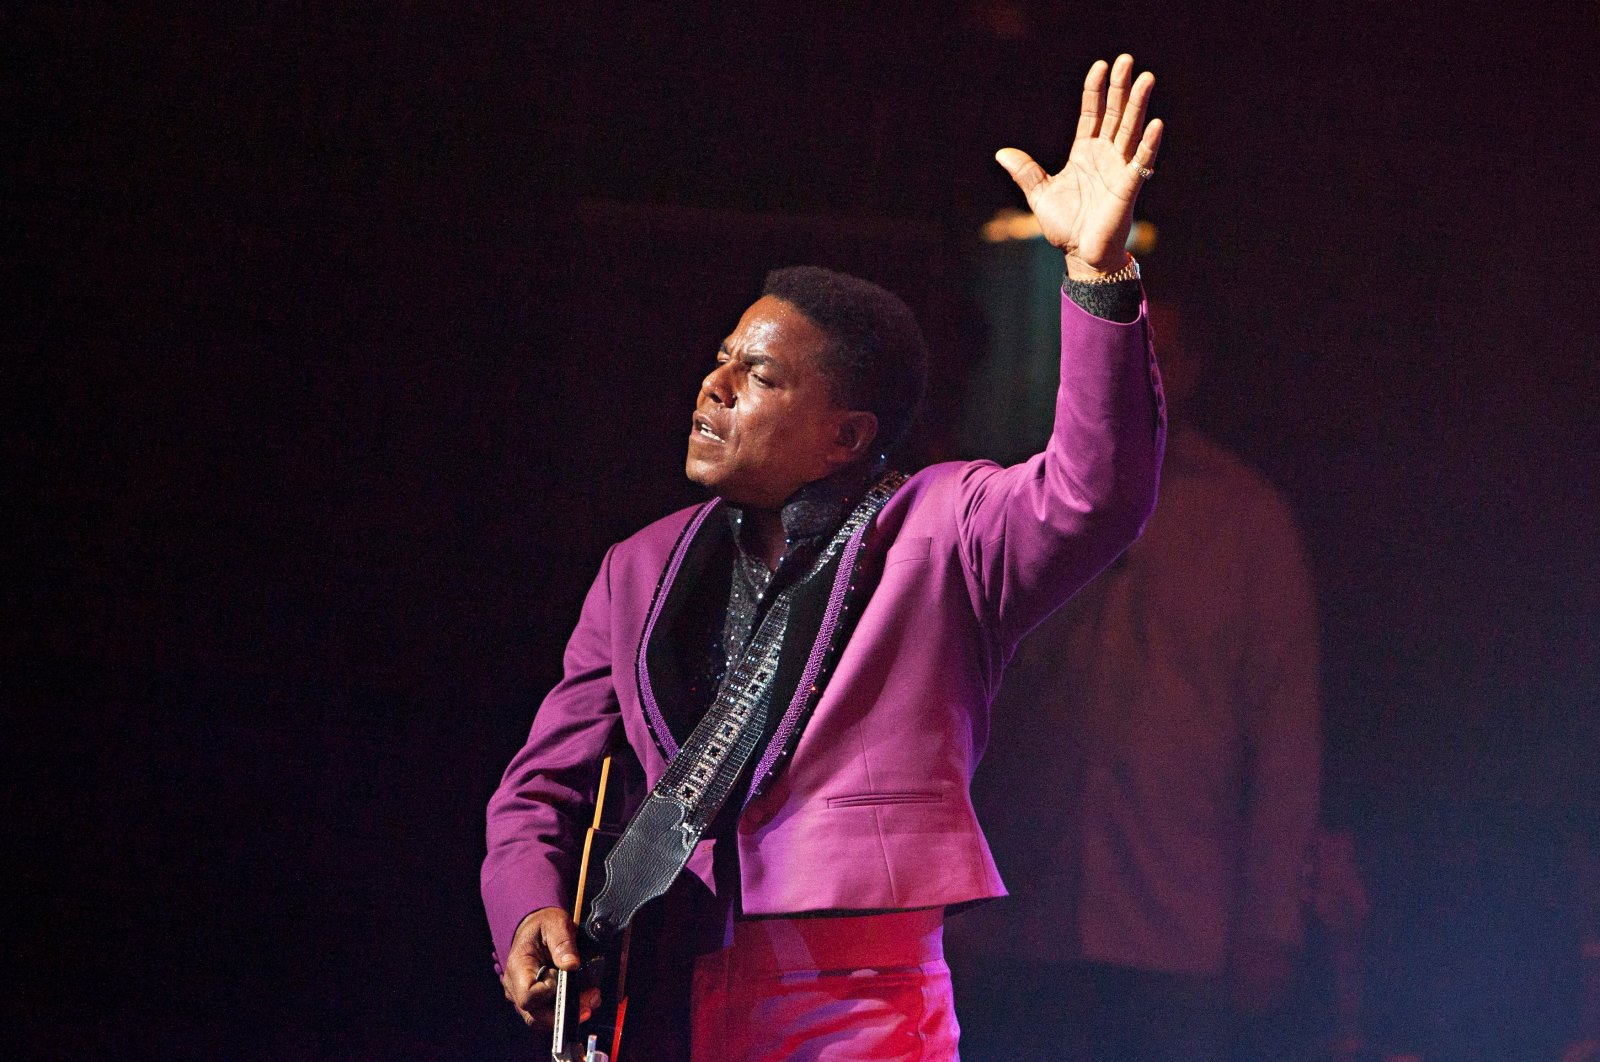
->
xmin=995 ymin=54 xmax=1163 ymax=279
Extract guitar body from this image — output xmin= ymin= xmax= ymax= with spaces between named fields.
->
xmin=552 ymin=756 xmax=693 ymax=1062
xmin=553 ymin=756 xmax=630 ymax=1062
xmin=551 ymin=923 xmax=631 ymax=1061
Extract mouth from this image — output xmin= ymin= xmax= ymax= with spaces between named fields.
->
xmin=692 ymin=415 xmax=726 ymax=444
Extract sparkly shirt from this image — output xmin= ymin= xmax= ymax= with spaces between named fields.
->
xmin=713 ymin=458 xmax=886 ymax=698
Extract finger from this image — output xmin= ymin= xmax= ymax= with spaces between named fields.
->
xmin=1132 ymin=118 xmax=1164 ymax=174
xmin=1074 ymin=59 xmax=1109 ymax=141
xmin=994 ymin=147 xmax=1050 ymax=199
xmin=525 ymin=976 xmax=558 ymax=1007
xmin=580 ymin=986 xmax=602 ymax=1024
xmin=1114 ymin=71 xmax=1156 ymax=156
xmin=520 ymin=1001 xmax=558 ymax=1030
xmin=513 ymin=974 xmax=560 ymax=1027
xmin=1099 ymin=54 xmax=1135 ymax=142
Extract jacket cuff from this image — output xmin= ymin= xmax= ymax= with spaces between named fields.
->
xmin=1062 ymin=276 xmax=1143 ymax=323
xmin=482 ymin=860 xmax=569 ymax=972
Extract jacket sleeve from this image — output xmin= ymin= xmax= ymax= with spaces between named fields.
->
xmin=957 ymin=289 xmax=1166 ymax=651
xmin=1235 ymin=492 xmax=1322 ymax=950
xmin=481 ymin=544 xmax=623 ymax=968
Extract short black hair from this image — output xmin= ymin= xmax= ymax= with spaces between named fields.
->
xmin=762 ymin=265 xmax=929 ymax=454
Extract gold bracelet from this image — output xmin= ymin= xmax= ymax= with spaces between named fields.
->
xmin=1075 ymin=254 xmax=1140 ymax=285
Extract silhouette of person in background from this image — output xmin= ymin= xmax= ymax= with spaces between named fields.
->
xmin=951 ymin=300 xmax=1322 ymax=1062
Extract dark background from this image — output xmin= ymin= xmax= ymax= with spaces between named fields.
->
xmin=8 ymin=2 xmax=1598 ymax=1058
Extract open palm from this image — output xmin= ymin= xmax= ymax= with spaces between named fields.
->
xmin=996 ymin=55 xmax=1163 ymax=277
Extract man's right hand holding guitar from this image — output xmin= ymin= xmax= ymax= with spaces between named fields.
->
xmin=501 ymin=906 xmax=596 ymax=1029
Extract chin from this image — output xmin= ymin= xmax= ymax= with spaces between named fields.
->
xmin=685 ymin=456 xmax=723 ymax=493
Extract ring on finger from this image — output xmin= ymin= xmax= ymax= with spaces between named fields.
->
xmin=1136 ymin=165 xmax=1154 ymax=180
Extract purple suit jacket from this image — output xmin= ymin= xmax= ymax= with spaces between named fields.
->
xmin=483 ymin=293 xmax=1165 ymax=965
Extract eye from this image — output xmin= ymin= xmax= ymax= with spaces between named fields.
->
xmin=751 ymin=371 xmax=772 ymax=387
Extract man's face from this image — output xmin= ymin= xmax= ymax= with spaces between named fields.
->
xmin=685 ymin=295 xmax=868 ymax=509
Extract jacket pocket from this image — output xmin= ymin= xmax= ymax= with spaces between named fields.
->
xmin=883 ymin=536 xmax=932 ymax=568
xmin=825 ymin=789 xmax=945 ymax=809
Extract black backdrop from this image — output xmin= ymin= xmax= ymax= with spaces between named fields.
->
xmin=9 ymin=3 xmax=1598 ymax=1058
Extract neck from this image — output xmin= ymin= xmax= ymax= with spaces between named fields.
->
xmin=729 ymin=456 xmax=885 ymax=570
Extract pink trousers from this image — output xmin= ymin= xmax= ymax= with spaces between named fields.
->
xmin=687 ymin=908 xmax=960 ymax=1062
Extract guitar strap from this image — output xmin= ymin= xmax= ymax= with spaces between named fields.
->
xmin=583 ymin=471 xmax=905 ymax=943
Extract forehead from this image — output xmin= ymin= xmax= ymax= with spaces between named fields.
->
xmin=726 ymin=295 xmax=829 ymax=367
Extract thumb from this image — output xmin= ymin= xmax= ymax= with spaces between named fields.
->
xmin=543 ymin=914 xmax=583 ymax=971
xmin=994 ymin=148 xmax=1049 ymax=197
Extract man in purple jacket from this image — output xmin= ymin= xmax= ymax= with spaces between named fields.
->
xmin=486 ymin=54 xmax=1167 ymax=1061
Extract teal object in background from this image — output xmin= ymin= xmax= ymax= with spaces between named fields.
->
xmin=957 ymin=234 xmax=1067 ymax=466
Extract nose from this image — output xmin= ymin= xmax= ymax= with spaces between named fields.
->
xmin=700 ymin=361 xmax=735 ymax=408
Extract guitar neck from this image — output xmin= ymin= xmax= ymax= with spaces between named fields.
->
xmin=552 ymin=755 xmax=616 ymax=1062
xmin=551 ymin=968 xmax=587 ymax=1061
xmin=552 ymin=969 xmax=572 ymax=1058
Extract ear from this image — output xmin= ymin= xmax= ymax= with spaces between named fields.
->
xmin=831 ymin=410 xmax=880 ymax=465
